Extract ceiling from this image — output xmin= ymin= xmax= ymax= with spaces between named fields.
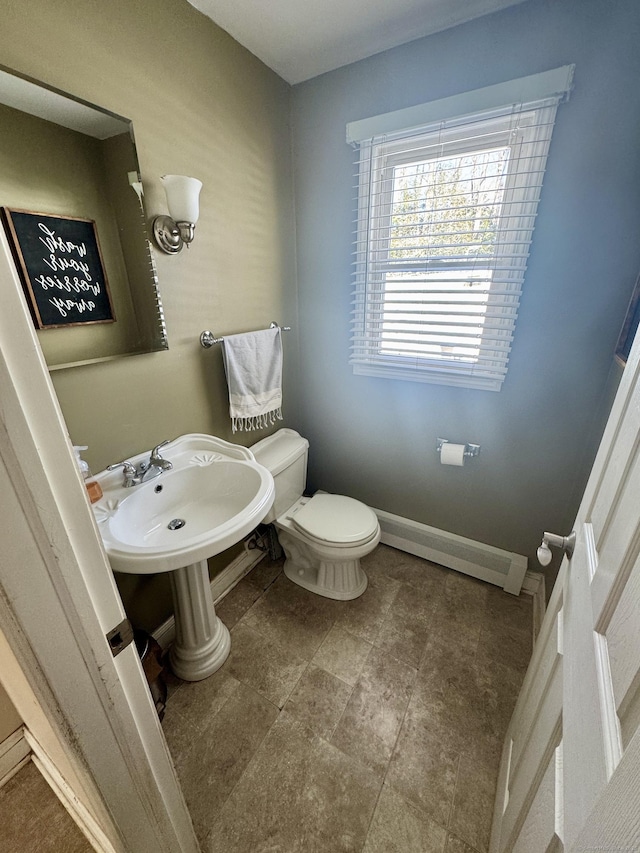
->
xmin=187 ymin=0 xmax=528 ymax=84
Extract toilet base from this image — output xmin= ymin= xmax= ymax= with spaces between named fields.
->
xmin=275 ymin=513 xmax=379 ymax=601
xmin=283 ymin=558 xmax=368 ymax=600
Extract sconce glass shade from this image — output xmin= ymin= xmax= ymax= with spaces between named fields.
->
xmin=161 ymin=175 xmax=202 ymax=224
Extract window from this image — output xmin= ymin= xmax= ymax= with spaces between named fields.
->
xmin=349 ymin=69 xmax=573 ymax=391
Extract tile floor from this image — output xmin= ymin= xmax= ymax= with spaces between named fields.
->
xmin=163 ymin=545 xmax=533 ymax=853
xmin=0 ymin=760 xmax=93 ymax=853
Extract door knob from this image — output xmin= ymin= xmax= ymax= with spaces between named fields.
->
xmin=537 ymin=531 xmax=576 ymax=566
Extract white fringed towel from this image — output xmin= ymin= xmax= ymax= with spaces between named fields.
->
xmin=221 ymin=327 xmax=283 ymax=433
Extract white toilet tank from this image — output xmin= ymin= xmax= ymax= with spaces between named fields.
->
xmin=251 ymin=429 xmax=309 ymax=524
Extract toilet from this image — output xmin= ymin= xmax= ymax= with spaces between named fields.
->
xmin=251 ymin=429 xmax=380 ymax=600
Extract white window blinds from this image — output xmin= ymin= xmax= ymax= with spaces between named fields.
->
xmin=348 ymin=67 xmax=574 ymax=391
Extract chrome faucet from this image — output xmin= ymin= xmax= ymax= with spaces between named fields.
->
xmin=108 ymin=441 xmax=173 ymax=488
xmin=148 ymin=440 xmax=173 ymax=472
xmin=106 ymin=459 xmax=138 ymax=488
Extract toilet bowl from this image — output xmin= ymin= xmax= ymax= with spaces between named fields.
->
xmin=251 ymin=429 xmax=380 ymax=600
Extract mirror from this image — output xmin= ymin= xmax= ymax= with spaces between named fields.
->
xmin=0 ymin=66 xmax=167 ymax=370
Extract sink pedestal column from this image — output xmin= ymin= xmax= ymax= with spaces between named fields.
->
xmin=168 ymin=560 xmax=231 ymax=681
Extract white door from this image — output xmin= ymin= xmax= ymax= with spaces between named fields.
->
xmin=491 ymin=328 xmax=640 ymax=851
xmin=0 ymin=225 xmax=199 ymax=851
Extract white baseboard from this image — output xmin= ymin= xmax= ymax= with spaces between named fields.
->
xmin=0 ymin=727 xmax=30 ymax=788
xmin=152 ymin=534 xmax=268 ymax=650
xmin=520 ymin=569 xmax=546 ymax=640
xmin=24 ymin=728 xmax=118 ymax=853
xmin=374 ymin=508 xmax=528 ymax=595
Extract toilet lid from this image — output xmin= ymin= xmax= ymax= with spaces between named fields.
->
xmin=291 ymin=494 xmax=378 ymax=544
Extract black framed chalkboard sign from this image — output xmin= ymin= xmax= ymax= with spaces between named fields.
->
xmin=2 ymin=208 xmax=116 ymax=329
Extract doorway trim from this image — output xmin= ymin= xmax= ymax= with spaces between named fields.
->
xmin=0 ymin=227 xmax=199 ymax=852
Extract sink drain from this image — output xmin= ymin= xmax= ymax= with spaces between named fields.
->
xmin=167 ymin=518 xmax=186 ymax=530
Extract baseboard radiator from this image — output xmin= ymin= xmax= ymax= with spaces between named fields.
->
xmin=373 ymin=508 xmax=528 ymax=595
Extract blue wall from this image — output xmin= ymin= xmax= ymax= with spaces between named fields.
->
xmin=290 ymin=0 xmax=640 ymax=581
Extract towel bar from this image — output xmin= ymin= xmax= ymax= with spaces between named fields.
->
xmin=200 ymin=322 xmax=291 ymax=349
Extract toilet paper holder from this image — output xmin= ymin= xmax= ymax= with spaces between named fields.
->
xmin=436 ymin=438 xmax=481 ymax=458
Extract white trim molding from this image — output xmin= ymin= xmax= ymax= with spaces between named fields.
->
xmin=0 ymin=727 xmax=30 ymax=789
xmin=346 ymin=65 xmax=575 ymax=143
xmin=520 ymin=569 xmax=547 ymax=641
xmin=24 ymin=728 xmax=119 ymax=853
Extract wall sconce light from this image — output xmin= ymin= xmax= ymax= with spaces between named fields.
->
xmin=153 ymin=175 xmax=202 ymax=254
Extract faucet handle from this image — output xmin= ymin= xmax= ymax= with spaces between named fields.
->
xmin=107 ymin=460 xmax=136 ymax=474
xmin=107 ymin=460 xmax=137 ymax=487
xmin=150 ymin=440 xmax=173 ymax=470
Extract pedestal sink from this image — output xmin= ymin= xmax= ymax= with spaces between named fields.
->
xmin=93 ymin=434 xmax=274 ymax=681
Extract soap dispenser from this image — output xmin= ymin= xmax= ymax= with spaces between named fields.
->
xmin=73 ymin=445 xmax=103 ymax=504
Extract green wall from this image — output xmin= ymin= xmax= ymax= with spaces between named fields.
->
xmin=0 ymin=0 xmax=298 ymax=631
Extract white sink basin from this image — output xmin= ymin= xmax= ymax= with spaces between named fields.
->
xmin=94 ymin=433 xmax=275 ymax=574
xmin=93 ymin=434 xmax=275 ymax=682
